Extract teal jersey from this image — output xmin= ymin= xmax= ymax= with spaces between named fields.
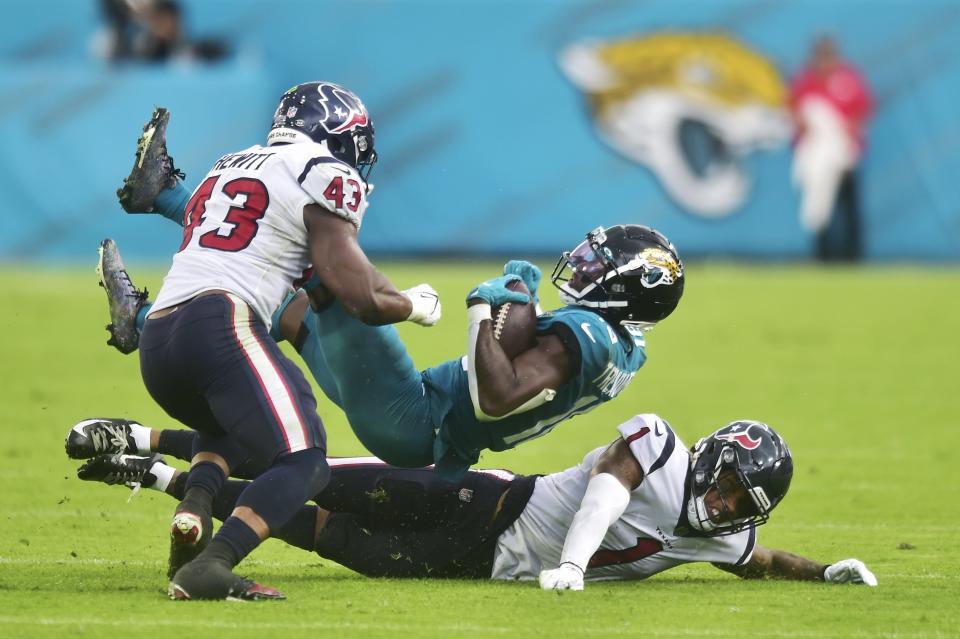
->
xmin=422 ymin=306 xmax=647 ymax=478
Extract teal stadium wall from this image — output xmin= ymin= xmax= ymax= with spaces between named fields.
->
xmin=0 ymin=0 xmax=958 ymax=261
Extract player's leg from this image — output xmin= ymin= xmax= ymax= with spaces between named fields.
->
xmin=174 ymin=460 xmax=504 ymax=578
xmin=65 ymin=416 xmax=270 ymax=479
xmin=312 ymin=467 xmax=523 ymax=578
xmin=75 ymin=455 xmax=519 ymax=579
xmin=308 ymin=300 xmax=436 ymax=467
xmin=78 ymin=453 xmax=329 ymax=562
xmin=160 ymin=293 xmax=330 ymax=600
xmin=117 ymin=106 xmax=190 ymax=223
xmin=137 ymin=295 xmax=282 ymax=596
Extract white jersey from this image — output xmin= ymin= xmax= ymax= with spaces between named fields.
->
xmin=492 ymin=413 xmax=756 ymax=581
xmin=150 ymin=142 xmax=369 ymax=329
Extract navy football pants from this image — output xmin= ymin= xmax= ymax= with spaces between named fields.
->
xmin=139 ymin=293 xmax=326 ymax=466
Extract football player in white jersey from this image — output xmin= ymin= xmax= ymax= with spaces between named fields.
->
xmin=129 ymin=82 xmax=442 ymax=601
xmin=75 ymin=413 xmax=877 ymax=588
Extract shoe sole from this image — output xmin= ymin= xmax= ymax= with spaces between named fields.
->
xmin=118 ymin=109 xmax=170 ymax=212
xmin=96 ymin=239 xmax=143 ymax=355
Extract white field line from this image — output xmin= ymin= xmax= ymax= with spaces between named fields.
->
xmin=0 ymin=616 xmax=954 ymax=638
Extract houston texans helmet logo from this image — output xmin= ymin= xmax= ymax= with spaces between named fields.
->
xmin=316 ymin=83 xmax=369 ymax=134
xmin=714 ymin=425 xmax=762 ymax=450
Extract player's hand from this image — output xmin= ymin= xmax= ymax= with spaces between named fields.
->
xmin=402 ymin=283 xmax=442 ymax=326
xmin=539 ymin=562 xmax=584 ymax=591
xmin=466 ymin=274 xmax=531 ymax=307
xmin=503 ymin=260 xmax=541 ymax=304
xmin=824 ymin=559 xmax=877 ymax=586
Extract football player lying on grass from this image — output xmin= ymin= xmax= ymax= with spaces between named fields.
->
xmin=73 ymin=413 xmax=876 ymax=589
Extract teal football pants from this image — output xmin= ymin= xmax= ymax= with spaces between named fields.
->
xmin=299 ymin=301 xmax=437 ymax=468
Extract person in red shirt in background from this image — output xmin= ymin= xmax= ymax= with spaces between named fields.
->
xmin=789 ymin=35 xmax=874 ymax=262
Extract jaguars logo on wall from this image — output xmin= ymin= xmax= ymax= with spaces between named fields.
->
xmin=560 ymin=33 xmax=791 ymax=217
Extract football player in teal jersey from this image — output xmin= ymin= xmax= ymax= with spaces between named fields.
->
xmin=86 ymin=114 xmax=684 ymax=479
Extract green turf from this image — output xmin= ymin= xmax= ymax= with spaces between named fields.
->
xmin=1 ymin=261 xmax=958 ymax=638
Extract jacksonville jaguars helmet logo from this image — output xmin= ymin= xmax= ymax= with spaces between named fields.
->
xmin=315 ymin=83 xmax=370 ymax=135
xmin=636 ymin=248 xmax=683 ymax=288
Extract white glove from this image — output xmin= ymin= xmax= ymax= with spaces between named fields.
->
xmin=824 ymin=559 xmax=877 ymax=587
xmin=539 ymin=562 xmax=584 ymax=591
xmin=402 ymin=283 xmax=441 ymax=326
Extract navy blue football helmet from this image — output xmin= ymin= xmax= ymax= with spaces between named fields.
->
xmin=551 ymin=224 xmax=684 ymax=327
xmin=267 ymin=81 xmax=378 ymax=181
xmin=685 ymin=420 xmax=793 ymax=537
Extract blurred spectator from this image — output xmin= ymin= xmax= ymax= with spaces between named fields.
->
xmin=97 ymin=0 xmax=228 ymax=64
xmin=789 ymin=35 xmax=873 ymax=262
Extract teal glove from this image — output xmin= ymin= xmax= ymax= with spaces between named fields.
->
xmin=467 ymin=274 xmax=531 ymax=306
xmin=503 ymin=260 xmax=541 ymax=304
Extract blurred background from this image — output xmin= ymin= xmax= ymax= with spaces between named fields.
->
xmin=1 ymin=0 xmax=958 ymax=264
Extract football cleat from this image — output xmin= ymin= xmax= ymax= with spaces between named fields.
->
xmin=168 ymin=507 xmax=213 ymax=580
xmin=169 ymin=559 xmax=285 ymax=601
xmin=77 ymin=452 xmax=163 ymax=489
xmin=97 ymin=239 xmax=148 ymax=355
xmin=117 ymin=107 xmax=185 ymax=213
xmin=66 ymin=418 xmax=139 ymax=459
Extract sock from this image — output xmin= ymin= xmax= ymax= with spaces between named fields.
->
xmin=148 ymin=461 xmax=176 ymax=492
xmin=156 ymin=429 xmax=197 ymax=462
xmin=182 ymin=461 xmax=225 ymax=508
xmin=169 ymin=472 xmax=189 ymax=499
xmin=129 ymin=422 xmax=152 ymax=454
xmin=135 ymin=303 xmax=152 ymax=334
xmin=153 ymin=181 xmax=192 ymax=225
xmin=205 ymin=517 xmax=261 ymax=567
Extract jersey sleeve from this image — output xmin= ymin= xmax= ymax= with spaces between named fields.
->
xmin=705 ymin=523 xmax=757 ymax=566
xmin=539 ymin=309 xmax=619 ymax=379
xmin=286 ymin=151 xmax=369 ymax=228
xmin=617 ymin=414 xmax=677 ymax=477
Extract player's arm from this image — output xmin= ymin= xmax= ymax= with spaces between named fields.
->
xmin=465 ymin=272 xmax=573 ymax=419
xmin=713 ymin=546 xmax=877 ymax=586
xmin=304 ymin=205 xmax=440 ymax=326
xmin=539 ymin=439 xmax=642 ymax=591
xmin=469 ymin=313 xmax=574 ymax=419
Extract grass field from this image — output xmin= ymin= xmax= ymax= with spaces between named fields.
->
xmin=1 ymin=261 xmax=958 ymax=638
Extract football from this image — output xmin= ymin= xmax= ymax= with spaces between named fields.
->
xmin=491 ymin=280 xmax=538 ymax=359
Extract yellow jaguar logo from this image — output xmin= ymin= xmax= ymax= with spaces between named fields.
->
xmin=560 ymin=33 xmax=791 ymax=217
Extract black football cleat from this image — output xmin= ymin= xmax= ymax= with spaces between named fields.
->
xmin=117 ymin=107 xmax=185 ymax=213
xmin=168 ymin=505 xmax=214 ymax=580
xmin=97 ymin=239 xmax=148 ymax=355
xmin=66 ymin=418 xmax=140 ymax=459
xmin=169 ymin=560 xmax=285 ymax=602
xmin=77 ymin=453 xmax=163 ymax=489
